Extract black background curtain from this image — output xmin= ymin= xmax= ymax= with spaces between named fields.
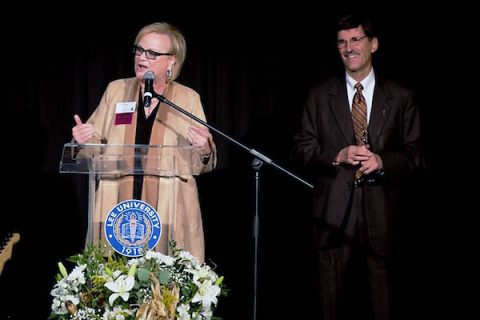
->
xmin=1 ymin=4 xmax=465 ymax=319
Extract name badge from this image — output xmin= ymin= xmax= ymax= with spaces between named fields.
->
xmin=115 ymin=101 xmax=136 ymax=125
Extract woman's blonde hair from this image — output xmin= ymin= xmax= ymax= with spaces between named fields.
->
xmin=135 ymin=22 xmax=186 ymax=81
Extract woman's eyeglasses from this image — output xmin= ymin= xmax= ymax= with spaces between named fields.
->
xmin=132 ymin=45 xmax=173 ymax=60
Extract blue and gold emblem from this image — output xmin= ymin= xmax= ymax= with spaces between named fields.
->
xmin=104 ymin=199 xmax=161 ymax=257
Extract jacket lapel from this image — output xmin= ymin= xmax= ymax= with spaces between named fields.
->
xmin=122 ymin=79 xmax=141 ymax=144
xmin=329 ymin=79 xmax=355 ymax=145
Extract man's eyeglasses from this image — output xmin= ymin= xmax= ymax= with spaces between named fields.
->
xmin=336 ymin=35 xmax=368 ymax=49
xmin=132 ymin=45 xmax=173 ymax=60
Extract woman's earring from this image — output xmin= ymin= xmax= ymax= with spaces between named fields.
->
xmin=166 ymin=69 xmax=173 ymax=80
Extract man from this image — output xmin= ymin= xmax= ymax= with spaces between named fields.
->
xmin=292 ymin=13 xmax=423 ymax=319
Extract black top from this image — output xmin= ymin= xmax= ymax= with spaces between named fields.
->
xmin=133 ymin=90 xmax=160 ymax=199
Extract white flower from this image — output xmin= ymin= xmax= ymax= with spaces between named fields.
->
xmin=198 ymin=309 xmax=213 ymax=319
xmin=191 ymin=279 xmax=221 ymax=310
xmin=104 ymin=274 xmax=135 ymax=306
xmin=102 ymin=306 xmax=135 ymax=320
xmin=178 ymin=250 xmax=199 ymax=265
xmin=145 ymin=250 xmax=175 ymax=266
xmin=188 ymin=265 xmax=217 ymax=283
xmin=50 ymin=242 xmax=226 ymax=319
xmin=177 ymin=303 xmax=191 ymax=320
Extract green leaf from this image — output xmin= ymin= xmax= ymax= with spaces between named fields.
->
xmin=215 ymin=276 xmax=224 ymax=286
xmin=137 ymin=267 xmax=150 ymax=282
xmin=157 ymin=270 xmax=171 ymax=284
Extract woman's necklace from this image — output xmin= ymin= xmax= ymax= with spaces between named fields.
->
xmin=144 ymin=103 xmax=156 ymax=118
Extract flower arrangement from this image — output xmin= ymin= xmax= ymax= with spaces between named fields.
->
xmin=50 ymin=242 xmax=227 ymax=320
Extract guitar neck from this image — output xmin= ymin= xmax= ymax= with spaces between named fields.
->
xmin=0 ymin=232 xmax=20 ymax=274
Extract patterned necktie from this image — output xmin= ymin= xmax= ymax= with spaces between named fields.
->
xmin=351 ymin=82 xmax=367 ymax=179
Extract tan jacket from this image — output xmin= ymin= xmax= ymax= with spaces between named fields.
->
xmin=86 ymin=78 xmax=216 ymax=262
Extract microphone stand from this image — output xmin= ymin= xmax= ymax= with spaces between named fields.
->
xmin=154 ymin=92 xmax=313 ymax=320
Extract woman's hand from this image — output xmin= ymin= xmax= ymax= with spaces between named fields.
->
xmin=186 ymin=126 xmax=213 ymax=156
xmin=72 ymin=114 xmax=95 ymax=143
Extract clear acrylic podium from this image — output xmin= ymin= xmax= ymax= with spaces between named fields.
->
xmin=59 ymin=143 xmax=201 ymax=254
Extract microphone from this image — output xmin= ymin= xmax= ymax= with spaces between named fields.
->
xmin=143 ymin=71 xmax=155 ymax=108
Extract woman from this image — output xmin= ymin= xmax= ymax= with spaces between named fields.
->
xmin=72 ymin=22 xmax=215 ymax=262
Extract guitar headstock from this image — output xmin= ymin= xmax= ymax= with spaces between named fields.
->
xmin=0 ymin=232 xmax=20 ymax=274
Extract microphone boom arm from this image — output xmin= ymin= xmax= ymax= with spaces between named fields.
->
xmin=155 ymin=93 xmax=313 ymax=189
